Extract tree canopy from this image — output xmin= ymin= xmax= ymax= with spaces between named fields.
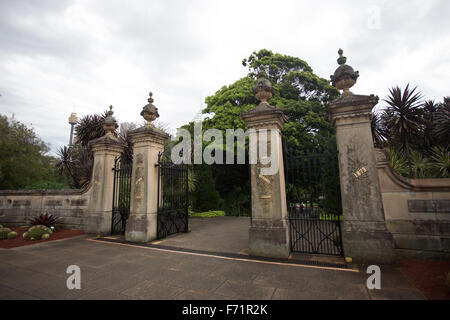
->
xmin=180 ymin=49 xmax=340 ymax=215
xmin=202 ymin=49 xmax=340 ymax=150
xmin=0 ymin=114 xmax=65 ymax=190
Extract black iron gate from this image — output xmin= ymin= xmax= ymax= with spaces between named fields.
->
xmin=156 ymin=152 xmax=189 ymax=239
xmin=111 ymin=156 xmax=132 ymax=235
xmin=283 ymin=139 xmax=343 ymax=256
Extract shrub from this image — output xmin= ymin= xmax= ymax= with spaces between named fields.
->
xmin=7 ymin=231 xmax=18 ymax=239
xmin=0 ymin=227 xmax=12 ymax=240
xmin=28 ymin=213 xmax=60 ymax=229
xmin=192 ymin=165 xmax=221 ymax=212
xmin=24 ymin=225 xmax=52 ymax=241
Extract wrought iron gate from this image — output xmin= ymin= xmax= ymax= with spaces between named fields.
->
xmin=156 ymin=152 xmax=189 ymax=239
xmin=283 ymin=139 xmax=343 ymax=256
xmin=111 ymin=156 xmax=132 ymax=235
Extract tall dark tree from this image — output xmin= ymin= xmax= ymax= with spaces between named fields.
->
xmin=422 ymin=100 xmax=439 ymax=150
xmin=383 ymin=84 xmax=423 ymax=176
xmin=434 ymin=97 xmax=450 ymax=147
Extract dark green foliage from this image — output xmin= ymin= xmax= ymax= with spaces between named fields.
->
xmin=371 ymin=85 xmax=449 ymax=178
xmin=383 ymin=84 xmax=423 ymax=175
xmin=192 ymin=165 xmax=221 ymax=212
xmin=56 ymin=111 xmax=135 ymax=189
xmin=191 ymin=49 xmax=340 ymax=214
xmin=434 ymin=97 xmax=450 ymax=147
xmin=0 ymin=115 xmax=66 ymax=190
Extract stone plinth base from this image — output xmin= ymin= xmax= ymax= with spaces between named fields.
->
xmin=248 ymin=224 xmax=290 ymax=258
xmin=342 ymin=229 xmax=395 ymax=264
xmin=125 ymin=213 xmax=157 ymax=242
xmin=84 ymin=211 xmax=112 ymax=235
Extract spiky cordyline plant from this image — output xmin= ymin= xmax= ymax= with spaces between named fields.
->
xmin=430 ymin=146 xmax=450 ymax=178
xmin=383 ymin=84 xmax=423 ymax=176
xmin=434 ymin=98 xmax=450 ymax=147
xmin=28 ymin=213 xmax=60 ymax=229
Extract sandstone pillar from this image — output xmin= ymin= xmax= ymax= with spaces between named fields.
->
xmin=328 ymin=49 xmax=395 ymax=264
xmin=242 ymin=71 xmax=290 ymax=258
xmin=125 ymin=92 xmax=169 ymax=242
xmin=86 ymin=106 xmax=125 ymax=235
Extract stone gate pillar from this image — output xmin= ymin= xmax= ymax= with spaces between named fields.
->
xmin=242 ymin=71 xmax=290 ymax=258
xmin=327 ymin=49 xmax=395 ymax=264
xmin=125 ymin=92 xmax=169 ymax=242
xmin=86 ymin=106 xmax=125 ymax=235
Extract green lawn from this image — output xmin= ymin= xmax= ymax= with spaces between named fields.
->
xmin=189 ymin=210 xmax=226 ymax=218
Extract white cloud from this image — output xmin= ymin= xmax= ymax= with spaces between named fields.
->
xmin=0 ymin=0 xmax=448 ymax=154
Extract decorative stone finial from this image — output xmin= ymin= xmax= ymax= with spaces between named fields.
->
xmin=330 ymin=49 xmax=359 ymax=96
xmin=140 ymin=91 xmax=160 ymax=126
xmin=103 ymin=105 xmax=118 ymax=136
xmin=253 ymin=66 xmax=274 ymax=105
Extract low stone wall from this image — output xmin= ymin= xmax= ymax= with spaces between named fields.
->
xmin=376 ymin=149 xmax=450 ymax=259
xmin=0 ymin=187 xmax=91 ymax=230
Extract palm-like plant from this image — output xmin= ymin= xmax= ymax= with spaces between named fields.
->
xmin=434 ymin=97 xmax=450 ymax=147
xmin=383 ymin=84 xmax=423 ymax=176
xmin=74 ymin=112 xmax=107 ymax=147
xmin=422 ymin=100 xmax=438 ymax=149
xmin=385 ymin=147 xmax=409 ymax=177
xmin=430 ymin=146 xmax=450 ymax=178
xmin=370 ymin=111 xmax=387 ymax=148
xmin=410 ymin=150 xmax=430 ymax=178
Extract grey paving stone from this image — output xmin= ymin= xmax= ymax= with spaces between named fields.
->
xmin=215 ymin=279 xmax=276 ymax=300
xmin=368 ymin=287 xmax=426 ymax=300
xmin=121 ymin=280 xmax=184 ymax=299
xmin=174 ymin=289 xmax=235 ymax=300
xmin=0 ymin=284 xmax=39 ymax=300
xmin=77 ymin=288 xmax=137 ymax=300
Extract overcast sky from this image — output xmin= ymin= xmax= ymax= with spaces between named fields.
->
xmin=1 ymin=0 xmax=449 ymax=154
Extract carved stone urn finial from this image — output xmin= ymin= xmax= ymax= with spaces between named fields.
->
xmin=253 ymin=66 xmax=274 ymax=105
xmin=103 ymin=105 xmax=118 ymax=137
xmin=330 ymin=49 xmax=359 ymax=96
xmin=140 ymin=91 xmax=160 ymax=127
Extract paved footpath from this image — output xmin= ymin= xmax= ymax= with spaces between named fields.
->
xmin=0 ymin=233 xmax=425 ymax=300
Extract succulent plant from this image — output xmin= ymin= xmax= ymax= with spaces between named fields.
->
xmin=27 ymin=213 xmax=60 ymax=229
xmin=41 ymin=233 xmax=50 ymax=240
xmin=24 ymin=225 xmax=52 ymax=241
xmin=0 ymin=227 xmax=12 ymax=240
xmin=7 ymin=231 xmax=18 ymax=239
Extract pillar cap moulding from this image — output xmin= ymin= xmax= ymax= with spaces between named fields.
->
xmin=242 ymin=68 xmax=287 ymax=130
xmin=89 ymin=105 xmax=126 ymax=151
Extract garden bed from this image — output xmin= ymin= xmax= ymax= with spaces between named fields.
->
xmin=0 ymin=226 xmax=84 ymax=249
xmin=398 ymin=259 xmax=450 ymax=300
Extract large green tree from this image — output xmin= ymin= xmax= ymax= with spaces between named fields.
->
xmin=0 ymin=114 xmax=65 ymax=190
xmin=203 ymin=49 xmax=339 ymax=149
xmin=183 ymin=49 xmax=340 ymax=215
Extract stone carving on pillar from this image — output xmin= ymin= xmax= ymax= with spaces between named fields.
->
xmin=327 ymin=49 xmax=395 ymax=264
xmin=125 ymin=92 xmax=169 ymax=242
xmin=86 ymin=106 xmax=125 ymax=235
xmin=241 ymin=69 xmax=290 ymax=258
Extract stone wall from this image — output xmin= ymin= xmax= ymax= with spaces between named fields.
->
xmin=0 ymin=187 xmax=91 ymax=230
xmin=376 ymin=149 xmax=450 ymax=259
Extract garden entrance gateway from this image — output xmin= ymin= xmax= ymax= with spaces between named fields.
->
xmin=111 ymin=155 xmax=132 ymax=235
xmin=156 ymin=152 xmax=189 ymax=239
xmin=283 ymin=139 xmax=343 ymax=256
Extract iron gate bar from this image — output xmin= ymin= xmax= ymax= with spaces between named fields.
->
xmin=283 ymin=138 xmax=343 ymax=256
xmin=156 ymin=151 xmax=189 ymax=239
xmin=111 ymin=155 xmax=132 ymax=235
